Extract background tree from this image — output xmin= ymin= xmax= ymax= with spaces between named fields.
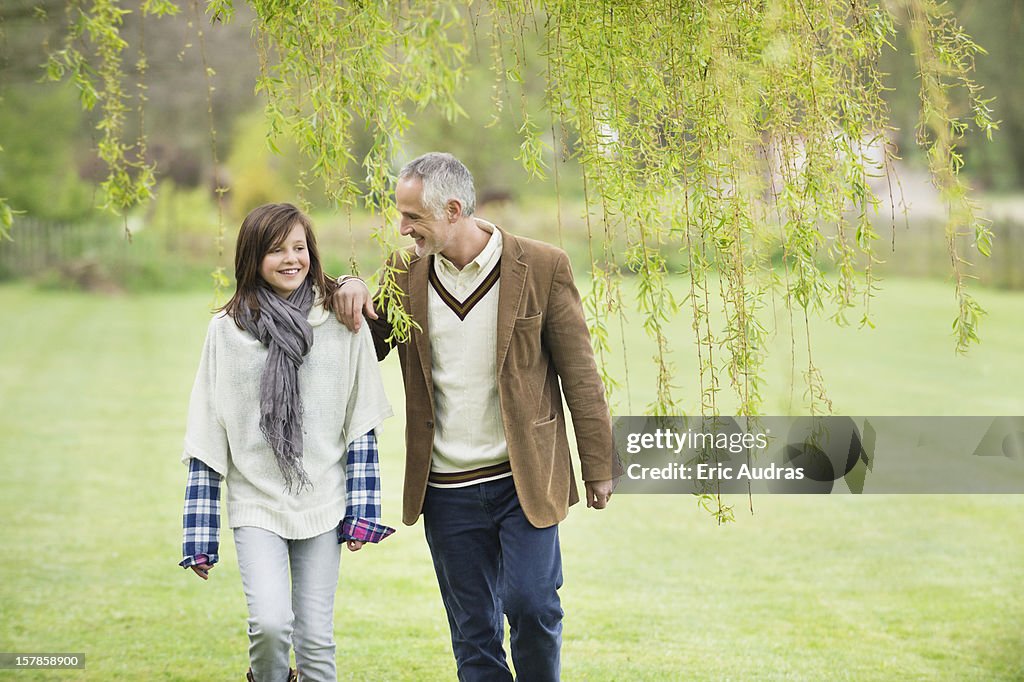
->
xmin=882 ymin=0 xmax=1021 ymax=191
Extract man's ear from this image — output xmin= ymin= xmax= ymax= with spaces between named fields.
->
xmin=446 ymin=199 xmax=462 ymax=222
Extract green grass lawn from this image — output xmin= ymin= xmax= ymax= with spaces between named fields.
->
xmin=0 ymin=278 xmax=1022 ymax=681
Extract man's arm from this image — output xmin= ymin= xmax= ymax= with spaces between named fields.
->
xmin=334 ymin=276 xmax=377 ymax=333
xmin=333 ymin=271 xmax=398 ymax=361
xmin=542 ymin=251 xmax=622 ymax=504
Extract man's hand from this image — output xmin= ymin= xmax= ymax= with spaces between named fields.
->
xmin=189 ymin=563 xmax=213 ymax=580
xmin=333 ymin=278 xmax=377 ymax=333
xmin=585 ymin=479 xmax=613 ymax=509
xmin=345 ymin=539 xmax=365 ymax=552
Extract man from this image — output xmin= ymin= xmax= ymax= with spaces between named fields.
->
xmin=335 ymin=152 xmax=618 ymax=681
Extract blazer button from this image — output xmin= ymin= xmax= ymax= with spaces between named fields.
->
xmin=426 ymin=420 xmax=434 ymax=428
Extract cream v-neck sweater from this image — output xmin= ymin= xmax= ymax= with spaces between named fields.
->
xmin=182 ymin=303 xmax=392 ymax=539
xmin=427 ymin=225 xmax=508 ymax=483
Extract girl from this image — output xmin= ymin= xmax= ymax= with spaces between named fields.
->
xmin=178 ymin=203 xmax=393 ymax=682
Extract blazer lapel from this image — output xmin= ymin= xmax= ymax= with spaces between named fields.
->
xmin=407 ymin=253 xmax=433 ymax=397
xmin=496 ymin=228 xmax=527 ymax=373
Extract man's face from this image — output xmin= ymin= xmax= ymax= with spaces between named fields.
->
xmin=396 ymin=177 xmax=455 ymax=258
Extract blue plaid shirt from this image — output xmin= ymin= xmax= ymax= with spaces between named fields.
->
xmin=180 ymin=430 xmax=394 ymax=568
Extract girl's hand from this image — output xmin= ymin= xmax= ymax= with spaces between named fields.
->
xmin=190 ymin=563 xmax=214 ymax=580
xmin=345 ymin=539 xmax=365 ymax=552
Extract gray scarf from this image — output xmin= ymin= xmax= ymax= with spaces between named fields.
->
xmin=237 ymin=278 xmax=315 ymax=492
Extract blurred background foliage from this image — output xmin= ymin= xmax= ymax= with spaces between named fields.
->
xmin=1 ymin=0 xmax=1020 ymax=287
xmin=0 ymin=1 xmax=1022 ymax=353
xmin=0 ymin=0 xmax=579 ymax=288
xmin=881 ymin=0 xmax=1024 ymax=192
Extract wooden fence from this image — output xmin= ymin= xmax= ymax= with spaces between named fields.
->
xmin=0 ymin=218 xmax=131 ymax=276
xmin=2 ymin=215 xmax=1023 ymax=289
xmin=868 ymin=218 xmax=1024 ymax=290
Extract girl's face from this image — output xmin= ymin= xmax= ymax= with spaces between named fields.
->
xmin=260 ymin=221 xmax=310 ymax=298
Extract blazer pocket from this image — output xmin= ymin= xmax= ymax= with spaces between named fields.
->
xmin=532 ymin=413 xmax=557 ymax=427
xmin=515 ymin=311 xmax=543 ymax=328
xmin=510 ymin=312 xmax=543 ymax=369
xmin=530 ymin=413 xmax=559 ymax=458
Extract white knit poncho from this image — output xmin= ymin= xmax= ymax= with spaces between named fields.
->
xmin=183 ymin=304 xmax=392 ymax=539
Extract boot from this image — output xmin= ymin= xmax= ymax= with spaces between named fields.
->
xmin=245 ymin=669 xmax=297 ymax=682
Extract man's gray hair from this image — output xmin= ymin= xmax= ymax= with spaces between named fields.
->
xmin=399 ymin=152 xmax=476 ymax=218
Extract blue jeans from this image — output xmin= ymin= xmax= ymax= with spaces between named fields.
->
xmin=423 ymin=476 xmax=563 ymax=682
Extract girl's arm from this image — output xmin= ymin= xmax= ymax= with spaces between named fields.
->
xmin=180 ymin=457 xmax=222 ymax=578
xmin=338 ymin=430 xmax=395 ymax=550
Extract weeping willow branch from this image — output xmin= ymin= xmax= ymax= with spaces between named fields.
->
xmin=900 ymin=0 xmax=994 ymax=353
xmin=45 ymin=0 xmax=174 ymax=217
xmin=189 ymin=0 xmax=229 ymax=303
xmin=48 ymin=0 xmax=994 ymax=418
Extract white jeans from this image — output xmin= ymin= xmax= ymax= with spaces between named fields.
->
xmin=233 ymin=526 xmax=340 ymax=682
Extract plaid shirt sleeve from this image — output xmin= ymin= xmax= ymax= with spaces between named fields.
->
xmin=338 ymin=430 xmax=395 ymax=544
xmin=179 ymin=457 xmax=222 ymax=568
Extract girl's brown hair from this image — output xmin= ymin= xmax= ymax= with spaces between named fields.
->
xmin=219 ymin=203 xmax=338 ymax=325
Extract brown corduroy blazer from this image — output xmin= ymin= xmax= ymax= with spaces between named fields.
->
xmin=369 ymin=227 xmax=617 ymax=528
